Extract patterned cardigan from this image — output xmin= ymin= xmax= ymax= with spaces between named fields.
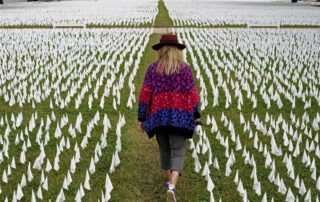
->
xmin=138 ymin=61 xmax=201 ymax=139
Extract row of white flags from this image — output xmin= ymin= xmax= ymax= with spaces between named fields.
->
xmin=176 ymin=28 xmax=320 ymax=201
xmin=0 ymin=109 xmax=125 ymax=201
xmin=0 ymin=28 xmax=150 ymax=201
xmin=164 ymin=0 xmax=320 ymax=26
xmin=0 ymin=0 xmax=158 ymax=26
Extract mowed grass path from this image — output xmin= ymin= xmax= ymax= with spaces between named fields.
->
xmin=154 ymin=0 xmax=174 ymax=27
xmin=108 ymin=34 xmax=208 ymax=201
xmin=108 ymin=33 xmax=165 ymax=201
xmin=110 ymin=1 xmax=208 ymax=201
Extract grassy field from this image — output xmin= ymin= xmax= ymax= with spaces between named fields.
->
xmin=0 ymin=0 xmax=320 ymax=201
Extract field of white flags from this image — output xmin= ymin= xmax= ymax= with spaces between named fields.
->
xmin=164 ymin=0 xmax=320 ymax=26
xmin=0 ymin=0 xmax=158 ymax=26
xmin=0 ymin=28 xmax=151 ymax=201
xmin=176 ymin=28 xmax=320 ymax=201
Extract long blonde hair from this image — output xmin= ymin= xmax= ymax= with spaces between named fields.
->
xmin=156 ymin=46 xmax=184 ymax=75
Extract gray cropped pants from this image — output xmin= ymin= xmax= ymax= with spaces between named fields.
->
xmin=155 ymin=132 xmax=187 ymax=176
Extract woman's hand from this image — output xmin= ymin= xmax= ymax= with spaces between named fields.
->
xmin=194 ymin=118 xmax=202 ymax=125
xmin=139 ymin=121 xmax=145 ymax=133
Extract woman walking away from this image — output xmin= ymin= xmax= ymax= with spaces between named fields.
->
xmin=137 ymin=34 xmax=201 ymax=202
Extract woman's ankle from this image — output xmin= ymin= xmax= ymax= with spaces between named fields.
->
xmin=168 ymin=182 xmax=176 ymax=190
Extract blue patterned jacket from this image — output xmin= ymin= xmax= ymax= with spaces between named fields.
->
xmin=138 ymin=61 xmax=201 ymax=138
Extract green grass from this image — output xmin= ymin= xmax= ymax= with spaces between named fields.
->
xmin=280 ymin=24 xmax=320 ymax=28
xmin=105 ymin=33 xmax=163 ymax=201
xmin=154 ymin=0 xmax=174 ymax=27
xmin=1 ymin=1 xmax=320 ymax=201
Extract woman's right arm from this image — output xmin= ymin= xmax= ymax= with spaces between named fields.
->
xmin=138 ymin=64 xmax=153 ymax=122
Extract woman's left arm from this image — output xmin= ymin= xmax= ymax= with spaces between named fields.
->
xmin=185 ymin=65 xmax=201 ymax=120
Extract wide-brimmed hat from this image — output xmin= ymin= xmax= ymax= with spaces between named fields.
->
xmin=152 ymin=34 xmax=186 ymax=50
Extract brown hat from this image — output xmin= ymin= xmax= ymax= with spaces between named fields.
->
xmin=152 ymin=34 xmax=186 ymax=50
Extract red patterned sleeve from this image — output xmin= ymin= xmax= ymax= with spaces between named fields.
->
xmin=138 ymin=64 xmax=154 ymax=122
xmin=185 ymin=65 xmax=201 ymax=119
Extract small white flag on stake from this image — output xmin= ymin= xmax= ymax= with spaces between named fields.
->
xmin=207 ymin=175 xmax=214 ymax=192
xmin=84 ymin=170 xmax=91 ymax=190
xmin=105 ymin=173 xmax=113 ymax=193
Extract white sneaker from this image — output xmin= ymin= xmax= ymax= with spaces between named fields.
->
xmin=166 ymin=184 xmax=177 ymax=202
